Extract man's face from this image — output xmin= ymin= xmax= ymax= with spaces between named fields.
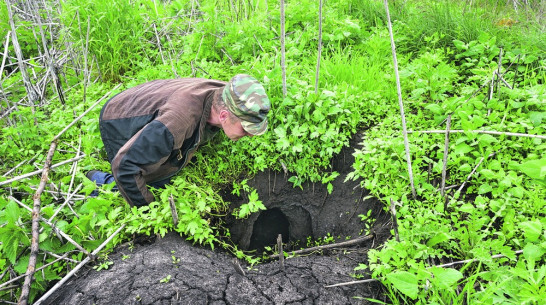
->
xmin=220 ymin=111 xmax=252 ymax=141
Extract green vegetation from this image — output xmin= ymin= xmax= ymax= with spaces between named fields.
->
xmin=0 ymin=0 xmax=544 ymax=303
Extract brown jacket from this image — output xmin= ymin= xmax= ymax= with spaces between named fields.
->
xmin=99 ymin=79 xmax=225 ymax=206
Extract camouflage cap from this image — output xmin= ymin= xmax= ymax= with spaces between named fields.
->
xmin=222 ymin=74 xmax=271 ymax=135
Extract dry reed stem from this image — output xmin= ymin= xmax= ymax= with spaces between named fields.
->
xmin=280 ymin=0 xmax=287 ymax=97
xmin=408 ymin=129 xmax=546 ymax=140
xmin=440 ymin=115 xmax=452 ymax=197
xmin=18 ymin=141 xmax=57 ymax=305
xmin=314 ymin=0 xmax=323 ymax=94
xmin=33 ymin=225 xmax=126 ymax=305
xmin=383 ymin=0 xmax=416 ymax=199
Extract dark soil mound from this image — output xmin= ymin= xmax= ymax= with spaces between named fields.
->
xmin=41 ymin=135 xmax=392 ymax=305
xmin=43 ymin=233 xmax=387 ymax=305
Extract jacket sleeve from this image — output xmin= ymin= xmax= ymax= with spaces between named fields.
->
xmin=111 ymin=120 xmax=175 ymax=207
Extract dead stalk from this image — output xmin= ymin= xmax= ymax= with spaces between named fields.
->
xmin=383 ymin=0 xmax=416 ymax=199
xmin=314 ymin=0 xmax=323 ymax=94
xmin=280 ymin=0 xmax=286 ymax=97
xmin=389 ymin=199 xmax=400 ymax=242
xmin=440 ymin=115 xmax=451 ymax=197
xmin=11 ymin=195 xmax=89 ymax=255
xmin=447 ymin=151 xmax=497 ymax=206
xmin=277 ymin=234 xmax=285 ymax=271
xmin=33 ymin=225 xmax=126 ymax=305
xmin=6 ymin=0 xmax=40 ymax=104
xmin=0 ymin=253 xmax=71 ymax=290
xmin=325 ymin=249 xmax=524 ymax=288
xmin=169 ymin=195 xmax=179 ymax=227
xmin=0 ymin=155 xmax=85 ymax=187
xmin=269 ymin=235 xmax=373 ymax=259
xmin=408 ymin=129 xmax=546 ymax=140
xmin=18 ymin=141 xmax=57 ymax=305
xmin=53 ymin=83 xmax=121 ymax=141
xmin=153 ymin=23 xmax=166 ymax=65
xmin=0 ymin=30 xmax=11 ymax=81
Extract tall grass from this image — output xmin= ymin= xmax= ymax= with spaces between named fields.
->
xmin=60 ymin=0 xmax=167 ymax=82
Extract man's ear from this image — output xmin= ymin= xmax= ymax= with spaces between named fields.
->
xmin=219 ymin=110 xmax=229 ymax=122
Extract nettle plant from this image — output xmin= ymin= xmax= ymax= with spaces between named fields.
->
xmin=348 ymin=37 xmax=545 ymax=303
xmin=234 ymin=81 xmax=366 ymax=190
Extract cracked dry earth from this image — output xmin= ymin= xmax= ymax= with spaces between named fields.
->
xmin=43 ymin=232 xmax=385 ymax=305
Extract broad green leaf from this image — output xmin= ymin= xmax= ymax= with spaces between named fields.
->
xmin=515 ymin=159 xmax=546 ymax=182
xmin=425 ymin=104 xmax=443 ymax=115
xmin=426 ymin=232 xmax=453 ymax=247
xmin=386 ymin=271 xmax=418 ymax=300
xmin=478 ymin=184 xmax=493 ymax=194
xmin=477 ymin=134 xmax=498 ymax=145
xmin=4 ymin=200 xmax=20 ymax=224
xmin=519 ymin=220 xmax=542 ymax=242
xmin=1 ymin=233 xmax=19 ymax=264
xmin=529 ymin=112 xmax=545 ymax=127
xmin=452 ymin=40 xmax=467 ymax=50
xmin=523 ymin=243 xmax=544 ymax=263
xmin=429 ymin=267 xmax=463 ymax=289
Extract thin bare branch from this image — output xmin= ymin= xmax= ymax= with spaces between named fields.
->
xmin=325 ymin=249 xmax=524 ymax=288
xmin=280 ymin=0 xmax=286 ymax=97
xmin=18 ymin=140 xmax=57 ymax=305
xmin=0 ymin=253 xmax=72 ymax=290
xmin=10 ymin=196 xmax=89 ymax=255
xmin=0 ymin=155 xmax=85 ymax=186
xmin=269 ymin=235 xmax=373 ymax=259
xmin=34 ymin=225 xmax=126 ymax=305
xmin=408 ymin=129 xmax=546 ymax=140
xmin=314 ymin=0 xmax=323 ymax=94
xmin=440 ymin=115 xmax=452 ymax=197
xmin=384 ymin=0 xmax=416 ymax=199
xmin=6 ymin=0 xmax=40 ymax=104
xmin=53 ymin=83 xmax=121 ymax=141
xmin=0 ymin=30 xmax=11 ymax=81
xmin=390 ymin=199 xmax=400 ymax=242
xmin=447 ymin=151 xmax=497 ymax=206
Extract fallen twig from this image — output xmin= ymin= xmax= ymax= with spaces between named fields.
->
xmin=48 ymin=136 xmax=83 ymax=221
xmin=447 ymin=151 xmax=496 ymax=206
xmin=0 ymin=30 xmax=11 ymax=81
xmin=2 ymin=155 xmax=37 ymax=177
xmin=440 ymin=115 xmax=451 ymax=197
xmin=18 ymin=141 xmax=57 ymax=305
xmin=0 ymin=253 xmax=72 ymax=290
xmin=325 ymin=249 xmax=524 ymax=288
xmin=407 ymin=129 xmax=546 ymax=140
xmin=53 ymin=83 xmax=121 ymax=140
xmin=314 ymin=0 xmax=323 ymax=94
xmin=496 ymin=71 xmax=513 ymax=89
xmin=269 ymin=235 xmax=373 ymax=259
xmin=280 ymin=0 xmax=286 ymax=97
xmin=33 ymin=225 xmax=126 ymax=305
xmin=10 ymin=196 xmax=89 ymax=255
xmin=0 ymin=155 xmax=85 ymax=186
xmin=15 ymin=84 xmax=121 ymax=304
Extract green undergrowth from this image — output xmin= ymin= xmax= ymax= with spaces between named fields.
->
xmin=0 ymin=0 xmax=545 ymax=303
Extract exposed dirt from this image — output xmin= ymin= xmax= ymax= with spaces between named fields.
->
xmin=41 ymin=134 xmax=393 ymax=305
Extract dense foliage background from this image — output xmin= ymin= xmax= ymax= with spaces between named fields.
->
xmin=0 ymin=0 xmax=544 ymax=303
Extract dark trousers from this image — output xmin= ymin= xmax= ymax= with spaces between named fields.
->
xmin=87 ymin=171 xmax=170 ymax=196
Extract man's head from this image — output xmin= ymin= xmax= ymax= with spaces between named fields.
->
xmin=221 ymin=74 xmax=271 ymax=136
